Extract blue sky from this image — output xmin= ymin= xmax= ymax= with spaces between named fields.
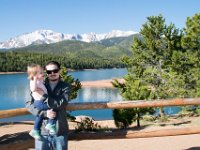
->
xmin=0 ymin=0 xmax=199 ymax=41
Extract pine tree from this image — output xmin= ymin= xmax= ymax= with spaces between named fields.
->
xmin=181 ymin=13 xmax=200 ymax=97
xmin=60 ymin=66 xmax=82 ymax=100
xmin=112 ymin=15 xmax=186 ymax=128
xmin=182 ymin=13 xmax=200 ymax=51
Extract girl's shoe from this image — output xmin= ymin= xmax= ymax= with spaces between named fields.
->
xmin=29 ymin=129 xmax=41 ymax=140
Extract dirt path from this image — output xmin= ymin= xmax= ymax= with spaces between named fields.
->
xmin=1 ymin=117 xmax=200 ymax=150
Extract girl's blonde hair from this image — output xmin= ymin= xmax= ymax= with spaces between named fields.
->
xmin=27 ymin=64 xmax=41 ymax=80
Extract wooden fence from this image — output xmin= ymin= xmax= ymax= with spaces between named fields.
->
xmin=1 ymin=98 xmax=200 ymax=119
xmin=1 ymin=98 xmax=200 ymax=150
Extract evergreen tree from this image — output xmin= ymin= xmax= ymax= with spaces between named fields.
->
xmin=181 ymin=13 xmax=200 ymax=97
xmin=60 ymin=66 xmax=82 ymax=100
xmin=112 ymin=15 xmax=186 ymax=128
xmin=182 ymin=13 xmax=200 ymax=51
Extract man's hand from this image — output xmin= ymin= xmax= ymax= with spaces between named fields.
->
xmin=47 ymin=109 xmax=56 ymax=119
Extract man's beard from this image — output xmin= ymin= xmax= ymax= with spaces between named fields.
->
xmin=49 ymin=78 xmax=59 ymax=82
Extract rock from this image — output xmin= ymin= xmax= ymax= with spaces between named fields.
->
xmin=74 ymin=115 xmax=94 ymax=123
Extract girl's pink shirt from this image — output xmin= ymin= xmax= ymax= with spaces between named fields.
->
xmin=30 ymin=78 xmax=47 ymax=100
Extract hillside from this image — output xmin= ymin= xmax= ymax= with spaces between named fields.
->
xmin=0 ymin=35 xmax=140 ymax=71
xmin=8 ymin=34 xmax=138 ymax=59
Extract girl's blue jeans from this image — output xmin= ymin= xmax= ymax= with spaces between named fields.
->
xmin=34 ymin=100 xmax=56 ymax=130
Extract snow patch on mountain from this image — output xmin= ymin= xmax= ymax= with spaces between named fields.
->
xmin=0 ymin=29 xmax=137 ymax=49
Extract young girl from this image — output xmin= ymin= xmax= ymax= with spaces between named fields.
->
xmin=27 ymin=64 xmax=56 ymax=140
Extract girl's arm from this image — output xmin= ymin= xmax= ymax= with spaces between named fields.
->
xmin=30 ymin=76 xmax=37 ymax=92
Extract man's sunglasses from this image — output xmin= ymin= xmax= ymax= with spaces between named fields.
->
xmin=46 ymin=69 xmax=59 ymax=74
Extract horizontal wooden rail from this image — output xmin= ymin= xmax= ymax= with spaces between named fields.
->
xmin=1 ymin=98 xmax=200 ymax=119
xmin=0 ymin=108 xmax=29 ymax=119
xmin=67 ymin=98 xmax=200 ymax=110
xmin=1 ymin=127 xmax=200 ymax=150
xmin=69 ymin=127 xmax=200 ymax=140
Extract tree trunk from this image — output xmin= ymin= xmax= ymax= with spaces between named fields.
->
xmin=159 ymin=107 xmax=165 ymax=117
xmin=136 ymin=113 xmax=140 ymax=127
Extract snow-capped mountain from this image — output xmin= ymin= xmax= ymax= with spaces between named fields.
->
xmin=0 ymin=29 xmax=137 ymax=49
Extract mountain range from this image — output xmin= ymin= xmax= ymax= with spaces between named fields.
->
xmin=0 ymin=29 xmax=137 ymax=49
xmin=0 ymin=29 xmax=140 ymax=71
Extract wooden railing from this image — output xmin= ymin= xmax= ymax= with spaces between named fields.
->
xmin=1 ymin=98 xmax=200 ymax=119
xmin=1 ymin=98 xmax=200 ymax=150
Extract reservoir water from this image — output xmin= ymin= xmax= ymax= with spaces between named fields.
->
xmin=0 ymin=68 xmax=181 ymax=123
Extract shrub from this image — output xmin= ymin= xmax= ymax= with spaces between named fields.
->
xmin=113 ymin=108 xmax=135 ymax=129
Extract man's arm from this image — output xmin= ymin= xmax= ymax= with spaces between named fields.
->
xmin=48 ymin=84 xmax=71 ymax=110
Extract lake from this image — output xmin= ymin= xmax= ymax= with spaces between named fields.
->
xmin=0 ymin=68 xmax=181 ymax=123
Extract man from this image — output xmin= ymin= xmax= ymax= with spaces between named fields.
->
xmin=26 ymin=61 xmax=71 ymax=150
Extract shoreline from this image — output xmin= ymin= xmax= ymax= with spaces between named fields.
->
xmin=0 ymin=71 xmax=124 ymax=88
xmin=81 ymin=79 xmax=124 ymax=88
xmin=0 ymin=68 xmax=125 ymax=74
xmin=0 ymin=72 xmax=26 ymax=75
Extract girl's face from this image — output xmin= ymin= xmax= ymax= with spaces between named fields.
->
xmin=36 ymin=67 xmax=45 ymax=80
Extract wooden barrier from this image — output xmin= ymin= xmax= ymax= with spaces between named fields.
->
xmin=1 ymin=127 xmax=200 ymax=150
xmin=1 ymin=97 xmax=200 ymax=149
xmin=0 ymin=108 xmax=29 ymax=119
xmin=69 ymin=127 xmax=200 ymax=140
xmin=67 ymin=98 xmax=200 ymax=110
xmin=1 ymin=98 xmax=200 ymax=119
